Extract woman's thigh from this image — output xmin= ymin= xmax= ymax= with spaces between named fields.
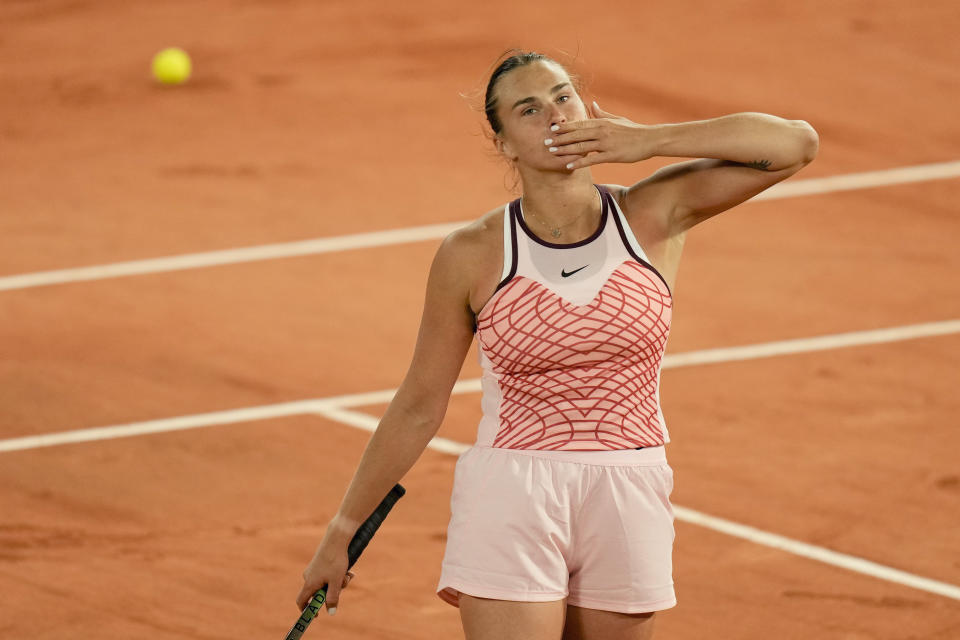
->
xmin=562 ymin=605 xmax=656 ymax=640
xmin=459 ymin=594 xmax=567 ymax=640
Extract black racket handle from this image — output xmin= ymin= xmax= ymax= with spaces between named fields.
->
xmin=284 ymin=483 xmax=406 ymax=640
xmin=346 ymin=483 xmax=405 ymax=569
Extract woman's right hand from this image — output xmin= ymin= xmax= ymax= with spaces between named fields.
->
xmin=296 ymin=521 xmax=357 ymax=615
xmin=551 ymin=101 xmax=654 ymax=171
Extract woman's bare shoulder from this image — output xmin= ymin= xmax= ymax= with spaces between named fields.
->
xmin=598 ymin=183 xmax=629 ymax=207
xmin=441 ymin=205 xmax=505 ymax=260
xmin=601 ymin=181 xmax=666 ymax=227
xmin=435 ymin=205 xmax=507 ymax=314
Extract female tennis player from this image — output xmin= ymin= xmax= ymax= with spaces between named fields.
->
xmin=297 ymin=50 xmax=818 ymax=639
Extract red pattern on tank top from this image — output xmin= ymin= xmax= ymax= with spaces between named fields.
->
xmin=476 ymin=260 xmax=672 ymax=450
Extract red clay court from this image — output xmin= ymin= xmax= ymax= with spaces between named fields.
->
xmin=1 ymin=1 xmax=958 ymax=638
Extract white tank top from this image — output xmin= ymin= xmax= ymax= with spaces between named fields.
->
xmin=473 ymin=185 xmax=673 ymax=451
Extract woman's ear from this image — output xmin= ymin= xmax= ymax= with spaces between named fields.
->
xmin=495 ymin=135 xmax=518 ymax=161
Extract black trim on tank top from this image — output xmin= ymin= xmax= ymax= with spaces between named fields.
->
xmin=515 ymin=185 xmax=608 ymax=249
xmin=602 ymin=187 xmax=673 ymax=298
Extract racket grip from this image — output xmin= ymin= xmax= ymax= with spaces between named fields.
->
xmin=346 ymin=483 xmax=406 ymax=569
xmin=284 ymin=484 xmax=406 ymax=640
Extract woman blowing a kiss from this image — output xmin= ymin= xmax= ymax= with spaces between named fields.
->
xmin=297 ymin=50 xmax=818 ymax=640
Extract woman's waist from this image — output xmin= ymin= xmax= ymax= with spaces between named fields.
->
xmin=468 ymin=443 xmax=668 ymax=466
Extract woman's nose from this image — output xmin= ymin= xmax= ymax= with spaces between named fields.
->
xmin=548 ymin=106 xmax=567 ymax=128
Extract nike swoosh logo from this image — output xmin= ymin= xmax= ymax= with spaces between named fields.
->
xmin=561 ymin=265 xmax=589 ymax=278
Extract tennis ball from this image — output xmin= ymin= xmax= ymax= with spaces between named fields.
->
xmin=152 ymin=47 xmax=192 ymax=85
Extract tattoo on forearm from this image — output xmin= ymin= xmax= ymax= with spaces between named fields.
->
xmin=744 ymin=159 xmax=772 ymax=171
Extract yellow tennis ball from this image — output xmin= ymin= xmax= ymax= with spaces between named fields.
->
xmin=152 ymin=47 xmax=192 ymax=85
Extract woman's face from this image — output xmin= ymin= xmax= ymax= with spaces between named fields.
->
xmin=493 ymin=60 xmax=588 ymax=171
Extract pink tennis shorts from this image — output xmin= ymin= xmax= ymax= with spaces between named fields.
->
xmin=437 ymin=445 xmax=676 ymax=614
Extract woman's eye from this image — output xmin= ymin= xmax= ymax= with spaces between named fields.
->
xmin=558 ymin=95 xmax=570 ymax=103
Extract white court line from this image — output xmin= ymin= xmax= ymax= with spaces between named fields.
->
xmin=2 ymin=324 xmax=959 ymax=601
xmin=2 ymin=319 xmax=957 ymax=454
xmin=314 ymin=406 xmax=469 ymax=457
xmin=660 ymin=319 xmax=960 ymax=367
xmin=17 ymin=396 xmax=960 ymax=601
xmin=0 ymin=399 xmax=331 ymax=453
xmin=671 ymin=507 xmax=960 ymax=601
xmin=753 ymin=159 xmax=960 ymax=199
xmin=0 ymin=222 xmax=464 ymax=292
xmin=1 ymin=160 xmax=959 ymax=292
xmin=262 ymin=399 xmax=960 ymax=603
xmin=323 ymin=406 xmax=960 ymax=601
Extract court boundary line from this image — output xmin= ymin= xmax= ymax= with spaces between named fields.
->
xmin=2 ymin=319 xmax=959 ymax=601
xmin=1 ymin=159 xmax=959 ymax=292
xmin=310 ymin=404 xmax=960 ymax=602
xmin=2 ymin=318 xmax=957 ymax=455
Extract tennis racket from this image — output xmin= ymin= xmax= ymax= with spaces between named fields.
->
xmin=284 ymin=483 xmax=406 ymax=640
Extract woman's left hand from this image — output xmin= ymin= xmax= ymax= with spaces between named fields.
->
xmin=550 ymin=101 xmax=653 ymax=171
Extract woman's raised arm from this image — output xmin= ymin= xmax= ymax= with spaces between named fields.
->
xmin=551 ymin=106 xmax=819 ymax=234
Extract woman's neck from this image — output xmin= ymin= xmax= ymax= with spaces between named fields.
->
xmin=518 ymin=171 xmax=601 ymax=242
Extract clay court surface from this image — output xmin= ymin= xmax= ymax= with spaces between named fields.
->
xmin=2 ymin=1 xmax=959 ymax=638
